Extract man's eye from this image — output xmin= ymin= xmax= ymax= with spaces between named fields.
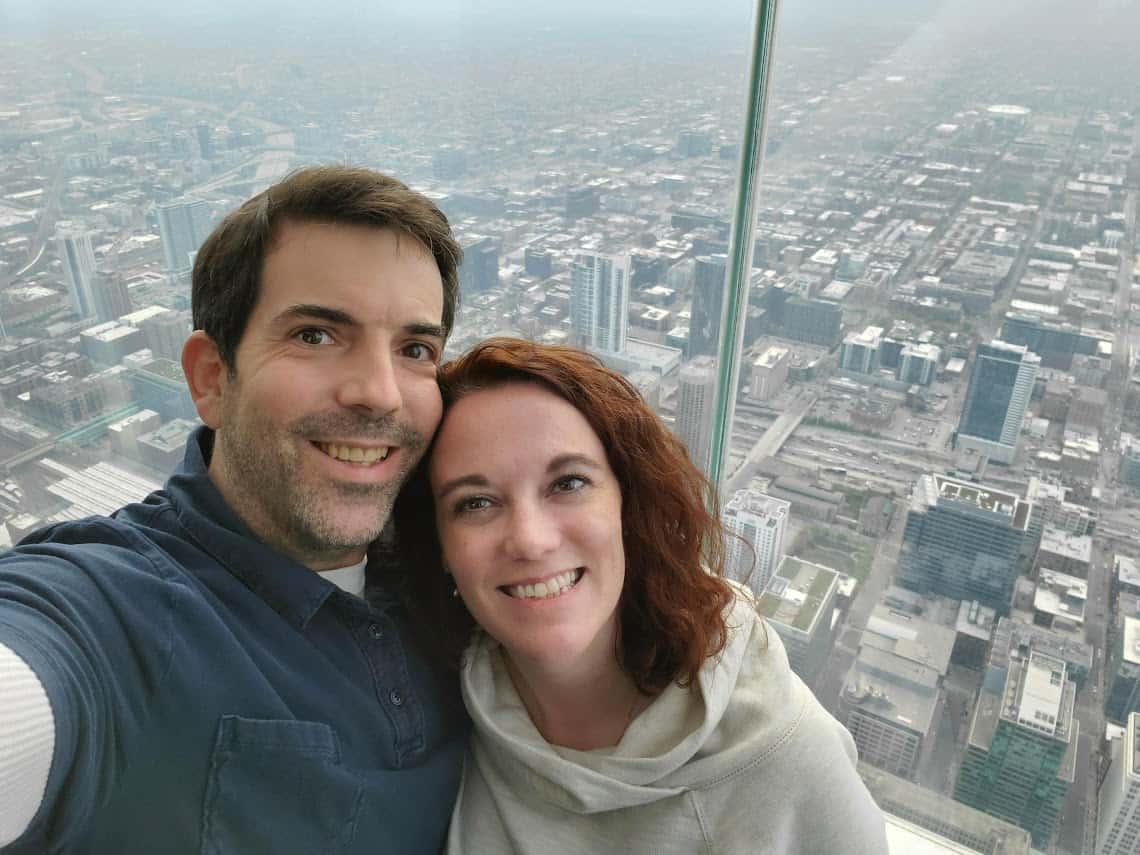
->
xmin=403 ymin=342 xmax=437 ymax=361
xmin=297 ymin=328 xmax=333 ymax=346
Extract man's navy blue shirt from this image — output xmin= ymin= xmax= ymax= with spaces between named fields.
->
xmin=0 ymin=428 xmax=468 ymax=854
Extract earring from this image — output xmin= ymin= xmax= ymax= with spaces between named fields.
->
xmin=451 ymin=586 xmax=459 ymax=599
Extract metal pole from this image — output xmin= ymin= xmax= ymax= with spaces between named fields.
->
xmin=706 ymin=0 xmax=781 ymax=490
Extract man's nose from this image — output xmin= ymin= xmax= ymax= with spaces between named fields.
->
xmin=335 ymin=344 xmax=403 ymax=416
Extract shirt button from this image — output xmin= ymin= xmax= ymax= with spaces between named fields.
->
xmin=389 ymin=689 xmax=405 ymax=707
xmin=368 ymin=623 xmax=383 ymax=640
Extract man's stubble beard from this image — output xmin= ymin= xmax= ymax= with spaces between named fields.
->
xmin=217 ymin=392 xmax=428 ymax=564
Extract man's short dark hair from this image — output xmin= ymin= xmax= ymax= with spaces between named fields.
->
xmin=191 ymin=165 xmax=462 ymax=371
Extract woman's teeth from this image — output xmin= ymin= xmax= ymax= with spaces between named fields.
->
xmin=507 ymin=569 xmax=583 ymax=600
xmin=318 ymin=443 xmax=390 ymax=464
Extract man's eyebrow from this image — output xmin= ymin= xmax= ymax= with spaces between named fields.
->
xmin=274 ymin=304 xmax=357 ymax=327
xmin=435 ymin=474 xmax=489 ymax=501
xmin=406 ymin=322 xmax=447 ymax=340
xmin=272 ymin=307 xmax=445 ymax=340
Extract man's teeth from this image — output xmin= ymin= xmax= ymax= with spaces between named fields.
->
xmin=507 ymin=569 xmax=583 ymax=600
xmin=318 ymin=443 xmax=391 ymax=464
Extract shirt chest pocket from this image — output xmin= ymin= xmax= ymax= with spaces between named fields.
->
xmin=200 ymin=716 xmax=364 ymax=855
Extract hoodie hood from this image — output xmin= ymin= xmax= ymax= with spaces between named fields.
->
xmin=459 ymin=586 xmax=809 ymax=815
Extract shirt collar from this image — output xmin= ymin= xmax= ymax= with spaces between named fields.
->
xmin=164 ymin=426 xmax=341 ymax=630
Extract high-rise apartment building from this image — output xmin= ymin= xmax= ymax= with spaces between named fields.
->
xmin=898 ymin=343 xmax=941 ymax=386
xmin=955 ymin=650 xmax=1078 ymax=847
xmin=897 ymin=474 xmax=1030 ymax=615
xmin=749 ymin=344 xmax=790 ymax=401
xmin=840 ymin=325 xmax=883 ymax=375
xmin=688 ymin=254 xmax=726 ymax=358
xmin=1098 ymin=713 xmax=1140 ymax=855
xmin=723 ymin=489 xmax=789 ymax=594
xmin=55 ymin=224 xmax=97 ymax=319
xmin=138 ymin=309 xmax=189 ymax=363
xmin=675 ymin=355 xmax=716 ymax=472
xmin=570 ymin=251 xmax=630 ymax=354
xmin=955 ymin=341 xmax=1040 ymax=465
xmin=157 ymin=198 xmax=211 ymax=277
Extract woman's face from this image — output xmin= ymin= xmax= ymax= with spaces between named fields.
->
xmin=428 ymin=382 xmax=626 ymax=672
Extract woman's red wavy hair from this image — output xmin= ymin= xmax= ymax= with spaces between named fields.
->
xmin=390 ymin=338 xmax=734 ymax=695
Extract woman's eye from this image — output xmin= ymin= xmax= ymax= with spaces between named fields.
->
xmin=552 ymin=475 xmax=587 ymax=493
xmin=455 ymin=496 xmax=492 ymax=514
xmin=297 ymin=328 xmax=332 ymax=346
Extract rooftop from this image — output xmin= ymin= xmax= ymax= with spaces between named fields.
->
xmin=929 ymin=474 xmax=1029 ymax=528
xmin=758 ymin=556 xmax=838 ymax=637
xmin=1124 ymin=617 xmax=1140 ymax=667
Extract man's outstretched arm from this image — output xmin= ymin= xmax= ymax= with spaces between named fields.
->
xmin=0 ymin=642 xmax=54 ymax=848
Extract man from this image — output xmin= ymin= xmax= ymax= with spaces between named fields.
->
xmin=0 ymin=166 xmax=467 ymax=853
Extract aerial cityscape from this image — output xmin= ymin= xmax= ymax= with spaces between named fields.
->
xmin=2 ymin=1 xmax=1140 ymax=852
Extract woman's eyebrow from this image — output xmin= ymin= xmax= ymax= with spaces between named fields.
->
xmin=435 ymin=473 xmax=490 ymax=501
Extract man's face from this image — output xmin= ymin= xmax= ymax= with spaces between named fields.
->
xmin=207 ymin=220 xmax=445 ymax=570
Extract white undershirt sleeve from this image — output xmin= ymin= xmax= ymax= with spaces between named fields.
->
xmin=0 ymin=641 xmax=55 ymax=847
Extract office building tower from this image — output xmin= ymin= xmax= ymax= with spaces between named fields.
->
xmin=840 ymin=326 xmax=883 ymax=375
xmin=570 ymin=252 xmax=630 ymax=355
xmin=523 ymin=247 xmax=553 ymax=279
xmin=1097 ymin=713 xmax=1140 ymax=855
xmin=859 ymin=765 xmax=1032 ymax=854
xmin=840 ymin=605 xmax=955 ymax=780
xmin=157 ymin=198 xmax=211 ymax=277
xmin=757 ymin=556 xmax=839 ymax=684
xmin=780 ymin=297 xmax=843 ymax=348
xmin=689 ymin=254 xmax=727 ymax=358
xmin=955 ymin=650 xmax=1077 ymax=847
xmin=999 ymin=312 xmax=1103 ymax=372
xmin=897 ymin=474 xmax=1030 ymax=616
xmin=955 ymin=341 xmax=1040 ymax=465
xmin=675 ymin=355 xmax=716 ymax=472
xmin=898 ymin=343 xmax=941 ymax=386
xmin=1107 ymin=617 xmax=1140 ymax=725
xmin=56 ymin=225 xmax=97 ymax=319
xmin=459 ymin=236 xmax=500 ymax=294
xmin=92 ymin=267 xmax=133 ymax=322
xmin=139 ymin=309 xmax=189 ymax=363
xmin=723 ymin=489 xmax=790 ymax=594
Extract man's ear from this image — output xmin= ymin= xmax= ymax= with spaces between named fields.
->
xmin=182 ymin=330 xmax=229 ymax=429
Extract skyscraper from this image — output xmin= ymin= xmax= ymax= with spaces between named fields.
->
xmin=723 ymin=489 xmax=790 ymax=594
xmin=157 ymin=198 xmax=211 ymax=278
xmin=675 ymin=355 xmax=716 ymax=472
xmin=570 ymin=251 xmax=630 ymax=354
xmin=1097 ymin=713 xmax=1140 ymax=855
xmin=55 ymin=224 xmax=97 ymax=319
xmin=955 ymin=650 xmax=1078 ymax=847
xmin=688 ymin=254 xmax=727 ymax=358
xmin=897 ymin=474 xmax=1030 ymax=615
xmin=956 ymin=341 xmax=1040 ymax=465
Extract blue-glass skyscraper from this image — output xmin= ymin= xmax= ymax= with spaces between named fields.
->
xmin=955 ymin=341 xmax=1040 ymax=465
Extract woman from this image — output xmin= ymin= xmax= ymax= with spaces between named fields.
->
xmin=392 ymin=338 xmax=888 ymax=853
